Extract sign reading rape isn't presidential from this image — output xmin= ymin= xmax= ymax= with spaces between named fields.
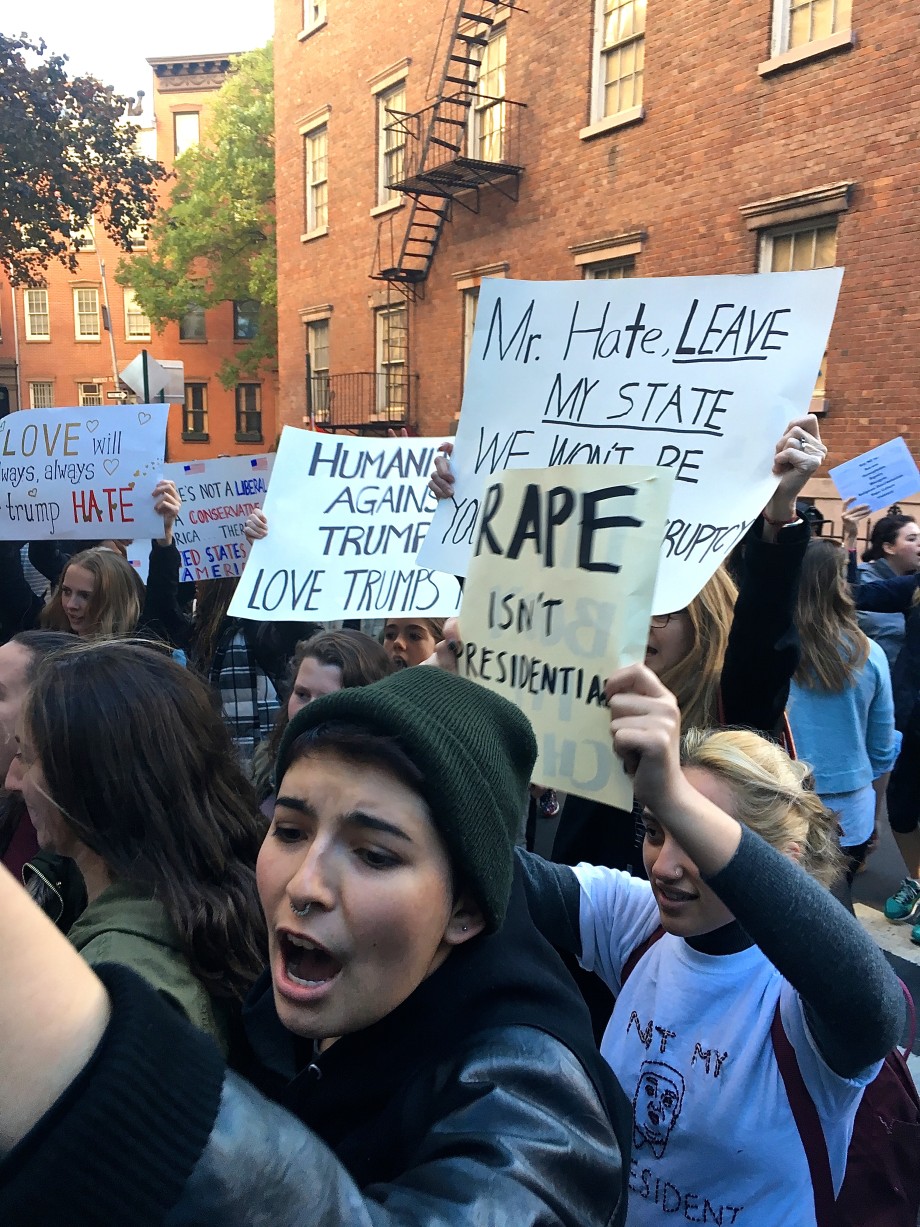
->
xmin=419 ymin=270 xmax=843 ymax=614
xmin=459 ymin=464 xmax=673 ymax=809
xmin=229 ymin=428 xmax=462 ymax=621
xmin=0 ymin=405 xmax=169 ymax=540
xmin=129 ymin=454 xmax=274 ymax=584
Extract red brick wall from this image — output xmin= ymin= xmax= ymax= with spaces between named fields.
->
xmin=273 ymin=0 xmax=919 ymax=476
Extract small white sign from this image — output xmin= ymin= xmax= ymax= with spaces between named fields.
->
xmin=829 ymin=437 xmax=920 ymax=514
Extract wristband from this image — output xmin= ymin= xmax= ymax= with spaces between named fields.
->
xmin=762 ymin=513 xmax=801 ymax=527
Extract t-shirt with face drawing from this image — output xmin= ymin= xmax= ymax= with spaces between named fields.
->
xmin=574 ymin=863 xmax=880 ymax=1227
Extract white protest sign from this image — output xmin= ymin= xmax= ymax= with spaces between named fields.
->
xmin=418 ymin=270 xmax=843 ymax=613
xmin=829 ymin=437 xmax=920 ymax=514
xmin=0 ymin=405 xmax=169 ymax=540
xmin=128 ymin=454 xmax=274 ymax=583
xmin=229 ymin=428 xmax=462 ymax=621
xmin=459 ymin=465 xmax=673 ymax=807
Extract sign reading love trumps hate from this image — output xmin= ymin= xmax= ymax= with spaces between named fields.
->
xmin=229 ymin=428 xmax=462 ymax=621
xmin=458 ymin=464 xmax=673 ymax=808
xmin=419 ymin=270 xmax=843 ymax=614
xmin=0 ymin=405 xmax=169 ymax=540
xmin=129 ymin=454 xmax=274 ymax=584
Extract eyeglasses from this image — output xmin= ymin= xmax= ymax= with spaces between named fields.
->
xmin=649 ymin=613 xmax=677 ymax=629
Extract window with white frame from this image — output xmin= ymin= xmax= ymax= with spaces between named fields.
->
xmin=471 ymin=26 xmax=507 ymax=163
xmin=70 ymin=217 xmax=96 ymax=252
xmin=173 ymin=112 xmax=200 ymax=157
xmin=78 ymin=383 xmax=104 ymax=406
xmin=123 ymin=288 xmax=151 ymax=341
xmin=235 ymin=384 xmax=263 ymax=440
xmin=180 ymin=305 xmax=207 ymax=341
xmin=592 ymin=0 xmax=646 ymax=122
xmin=760 ymin=220 xmax=837 ymax=401
xmin=304 ymin=125 xmax=329 ymax=233
xmin=461 ymin=287 xmax=480 ymax=382
xmin=303 ymin=0 xmax=326 ymax=30
xmin=73 ymin=288 xmax=100 ymax=340
xmin=375 ymin=304 xmax=408 ymax=418
xmin=183 ymin=383 xmax=209 ymax=438
xmin=771 ymin=0 xmax=852 ymax=55
xmin=24 ymin=289 xmax=50 ymax=341
xmin=29 ymin=381 xmax=54 ymax=409
xmin=306 ymin=318 xmax=331 ymax=422
xmin=377 ymin=82 xmax=407 ymax=205
xmin=128 ymin=224 xmax=148 ymax=251
xmin=583 ymin=258 xmax=635 ymax=279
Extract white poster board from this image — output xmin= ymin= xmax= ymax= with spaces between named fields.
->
xmin=419 ymin=271 xmax=843 ymax=613
xmin=128 ymin=454 xmax=274 ymax=583
xmin=0 ymin=405 xmax=169 ymax=540
xmin=459 ymin=465 xmax=673 ymax=807
xmin=829 ymin=437 xmax=920 ymax=514
xmin=229 ymin=429 xmax=462 ymax=621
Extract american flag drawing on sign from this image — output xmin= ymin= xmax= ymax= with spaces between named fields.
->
xmin=249 ymin=457 xmax=268 ymax=470
xmin=183 ymin=462 xmax=206 ymax=474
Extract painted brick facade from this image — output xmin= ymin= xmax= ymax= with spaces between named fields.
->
xmin=273 ymin=0 xmax=919 ymax=521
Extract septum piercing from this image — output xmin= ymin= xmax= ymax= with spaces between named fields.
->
xmin=291 ymin=901 xmax=312 ymax=918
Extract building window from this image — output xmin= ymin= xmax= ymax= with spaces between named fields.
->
xmin=24 ymin=289 xmax=50 ymax=341
xmin=173 ymin=112 xmax=200 ymax=157
xmin=306 ymin=318 xmax=331 ymax=422
xmin=235 ymin=384 xmax=263 ymax=441
xmin=471 ymin=27 xmax=507 ymax=163
xmin=760 ymin=220 xmax=837 ymax=401
xmin=304 ymin=125 xmax=329 ymax=233
xmin=375 ymin=304 xmax=409 ymax=419
xmin=70 ymin=217 xmax=96 ymax=252
xmin=377 ymin=82 xmax=407 ymax=205
xmin=303 ymin=0 xmax=326 ymax=30
xmin=592 ymin=0 xmax=646 ymax=121
xmin=182 ymin=383 xmax=209 ymax=439
xmin=78 ymin=383 xmax=104 ymax=407
xmin=123 ymin=288 xmax=152 ymax=341
xmin=73 ymin=288 xmax=100 ymax=340
xmin=772 ymin=0 xmax=852 ymax=54
xmin=583 ymin=258 xmax=635 ymax=279
xmin=128 ymin=224 xmax=148 ymax=251
xmin=29 ymin=381 xmax=54 ymax=409
xmin=233 ymin=300 xmax=260 ymax=341
xmin=179 ymin=305 xmax=207 ymax=341
xmin=462 ymin=287 xmax=480 ymax=382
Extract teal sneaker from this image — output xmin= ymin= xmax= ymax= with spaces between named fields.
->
xmin=885 ymin=878 xmax=920 ymax=923
xmin=912 ymin=921 xmax=920 ymax=946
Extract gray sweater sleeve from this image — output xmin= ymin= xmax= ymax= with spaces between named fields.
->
xmin=515 ymin=849 xmax=583 ymax=957
xmin=706 ymin=826 xmax=906 ymax=1078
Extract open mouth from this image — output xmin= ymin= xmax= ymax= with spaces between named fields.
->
xmin=655 ymin=883 xmax=698 ymax=904
xmin=280 ymin=932 xmax=342 ymax=988
xmin=391 ymin=656 xmax=408 ymax=669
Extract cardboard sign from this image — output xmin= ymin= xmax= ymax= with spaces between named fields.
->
xmin=128 ymin=454 xmax=274 ymax=583
xmin=0 ymin=405 xmax=168 ymax=540
xmin=829 ymin=437 xmax=920 ymax=514
xmin=419 ymin=270 xmax=843 ymax=613
xmin=229 ymin=428 xmax=462 ymax=621
xmin=459 ymin=464 xmax=673 ymax=808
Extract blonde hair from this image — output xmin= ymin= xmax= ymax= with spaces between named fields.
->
xmin=41 ymin=548 xmax=143 ymax=638
xmin=680 ymin=726 xmax=844 ymax=888
xmin=794 ymin=539 xmax=869 ymax=692
xmin=659 ymin=566 xmax=738 ymax=731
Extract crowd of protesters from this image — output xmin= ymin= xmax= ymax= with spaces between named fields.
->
xmin=0 ymin=412 xmax=918 ymax=1226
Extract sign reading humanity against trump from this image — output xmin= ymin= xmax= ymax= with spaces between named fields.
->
xmin=229 ymin=429 xmax=462 ymax=621
xmin=419 ymin=270 xmax=843 ymax=613
xmin=0 ymin=405 xmax=169 ymax=540
xmin=129 ymin=454 xmax=274 ymax=584
xmin=459 ymin=464 xmax=673 ymax=808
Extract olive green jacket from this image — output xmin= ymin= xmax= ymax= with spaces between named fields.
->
xmin=67 ymin=882 xmax=229 ymax=1053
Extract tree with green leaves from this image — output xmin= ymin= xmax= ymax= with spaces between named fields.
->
xmin=120 ymin=43 xmax=276 ymax=387
xmin=0 ymin=33 xmax=165 ymax=286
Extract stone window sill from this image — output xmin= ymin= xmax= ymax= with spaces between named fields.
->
xmin=181 ymin=432 xmax=210 ymax=443
xmin=370 ymin=198 xmax=403 ymax=218
xmin=759 ymin=29 xmax=855 ymax=76
xmin=579 ymin=105 xmax=645 ymax=142
xmin=298 ymin=19 xmax=327 ymax=42
xmin=301 ymin=225 xmax=329 ymax=243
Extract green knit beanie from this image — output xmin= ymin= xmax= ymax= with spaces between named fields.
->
xmin=275 ymin=668 xmax=537 ymax=931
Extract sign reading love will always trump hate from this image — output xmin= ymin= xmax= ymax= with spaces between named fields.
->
xmin=459 ymin=464 xmax=674 ymax=809
xmin=229 ymin=428 xmax=462 ymax=621
xmin=0 ymin=406 xmax=169 ymax=540
xmin=128 ymin=454 xmax=274 ymax=585
xmin=419 ymin=270 xmax=843 ymax=614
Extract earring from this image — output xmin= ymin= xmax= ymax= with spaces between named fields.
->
xmin=291 ymin=901 xmax=312 ymax=918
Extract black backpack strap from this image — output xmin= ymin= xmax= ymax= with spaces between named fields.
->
xmin=620 ymin=925 xmax=665 ymax=986
xmin=770 ymin=1003 xmax=837 ymax=1227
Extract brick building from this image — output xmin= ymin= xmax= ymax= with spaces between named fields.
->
xmin=1 ymin=51 xmax=276 ymax=461
xmin=273 ymin=0 xmax=919 ymax=522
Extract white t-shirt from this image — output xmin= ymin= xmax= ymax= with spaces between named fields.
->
xmin=575 ymin=863 xmax=879 ymax=1227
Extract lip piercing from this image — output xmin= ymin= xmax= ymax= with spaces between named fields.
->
xmin=291 ymin=901 xmax=312 ymax=918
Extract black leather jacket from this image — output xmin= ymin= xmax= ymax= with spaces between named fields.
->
xmin=166 ymin=1027 xmax=626 ymax=1226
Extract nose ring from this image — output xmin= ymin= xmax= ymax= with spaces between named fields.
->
xmin=291 ymin=901 xmax=312 ymax=918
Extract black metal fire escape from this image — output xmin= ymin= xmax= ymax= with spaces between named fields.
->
xmin=371 ymin=0 xmax=526 ymax=300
